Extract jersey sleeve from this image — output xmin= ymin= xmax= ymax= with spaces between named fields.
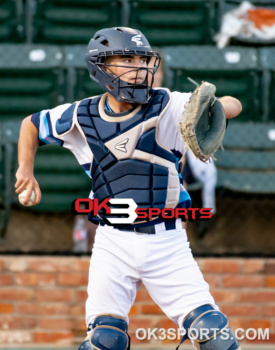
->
xmin=170 ymin=91 xmax=192 ymax=125
xmin=31 ymin=102 xmax=94 ymax=178
xmin=31 ymin=103 xmax=74 ymax=146
xmin=158 ymin=91 xmax=192 ymax=155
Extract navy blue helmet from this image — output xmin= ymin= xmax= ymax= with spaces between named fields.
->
xmin=85 ymin=27 xmax=160 ymax=104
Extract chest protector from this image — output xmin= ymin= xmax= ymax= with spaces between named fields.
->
xmin=76 ymin=89 xmax=181 ymax=226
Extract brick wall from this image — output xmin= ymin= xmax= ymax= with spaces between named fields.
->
xmin=0 ymin=256 xmax=274 ymax=347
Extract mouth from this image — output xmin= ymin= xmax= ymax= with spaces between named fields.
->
xmin=129 ymin=77 xmax=144 ymax=84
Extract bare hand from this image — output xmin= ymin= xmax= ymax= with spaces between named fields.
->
xmin=15 ymin=166 xmax=42 ymax=206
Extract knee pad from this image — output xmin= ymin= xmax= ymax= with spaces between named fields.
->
xmin=180 ymin=304 xmax=240 ymax=350
xmin=87 ymin=315 xmax=130 ymax=350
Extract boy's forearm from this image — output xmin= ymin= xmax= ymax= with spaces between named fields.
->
xmin=18 ymin=116 xmax=39 ymax=170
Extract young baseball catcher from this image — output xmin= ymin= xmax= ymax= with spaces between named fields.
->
xmin=15 ymin=27 xmax=242 ymax=350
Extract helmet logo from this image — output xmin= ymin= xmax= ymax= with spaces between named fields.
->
xmin=115 ymin=138 xmax=129 ymax=153
xmin=131 ymin=35 xmax=143 ymax=47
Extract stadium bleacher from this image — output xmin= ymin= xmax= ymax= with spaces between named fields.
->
xmin=128 ymin=0 xmax=220 ymax=46
xmin=63 ymin=45 xmax=104 ymax=102
xmin=162 ymin=45 xmax=260 ymax=122
xmin=259 ymin=47 xmax=275 ymax=121
xmin=0 ymin=44 xmax=64 ymax=121
xmin=0 ymin=0 xmax=24 ymax=42
xmin=29 ymin=0 xmax=123 ymax=44
xmin=215 ymin=122 xmax=275 ymax=193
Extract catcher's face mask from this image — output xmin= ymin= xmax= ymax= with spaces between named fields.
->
xmin=85 ymin=27 xmax=161 ymax=104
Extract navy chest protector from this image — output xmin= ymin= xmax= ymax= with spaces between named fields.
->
xmin=77 ymin=89 xmax=181 ymax=226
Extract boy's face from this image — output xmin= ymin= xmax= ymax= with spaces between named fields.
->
xmin=104 ymin=55 xmax=148 ymax=84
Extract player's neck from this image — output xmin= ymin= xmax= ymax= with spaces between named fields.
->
xmin=107 ymin=93 xmax=136 ymax=113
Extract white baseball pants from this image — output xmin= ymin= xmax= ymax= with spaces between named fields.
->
xmin=86 ymin=219 xmax=217 ymax=329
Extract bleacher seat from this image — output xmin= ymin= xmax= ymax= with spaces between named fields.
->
xmin=0 ymin=45 xmax=64 ymax=121
xmin=129 ymin=0 xmax=220 ymax=46
xmin=63 ymin=45 xmax=105 ymax=103
xmin=163 ymin=45 xmax=260 ymax=122
xmin=30 ymin=0 xmax=123 ymax=44
xmin=259 ymin=47 xmax=275 ymax=122
xmin=0 ymin=0 xmax=24 ymax=42
xmin=215 ymin=122 xmax=275 ymax=193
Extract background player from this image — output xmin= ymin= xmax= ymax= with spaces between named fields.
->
xmin=15 ymin=27 xmax=242 ymax=350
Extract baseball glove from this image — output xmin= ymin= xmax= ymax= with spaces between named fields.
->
xmin=179 ymin=78 xmax=226 ymax=162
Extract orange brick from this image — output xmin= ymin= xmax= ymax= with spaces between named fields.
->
xmin=240 ymin=291 xmax=275 ymax=303
xmin=242 ymin=260 xmax=264 ymax=273
xmin=195 ymin=258 xmax=204 ymax=270
xmin=76 ymin=290 xmax=87 ymax=302
xmin=141 ymin=304 xmax=164 ymax=315
xmin=129 ymin=332 xmax=149 ymax=345
xmin=0 ymin=330 xmax=32 ymax=343
xmin=211 ymin=290 xmax=239 ymax=303
xmin=266 ymin=276 xmax=275 ymax=287
xmin=220 ymin=304 xmax=260 ymax=316
xmin=264 ymin=262 xmax=275 ymax=274
xmin=129 ymin=304 xmax=138 ymax=315
xmin=16 ymin=302 xmax=70 ymax=316
xmin=0 ymin=260 xmax=5 ymax=271
xmin=39 ymin=318 xmax=73 ymax=330
xmin=70 ymin=304 xmax=85 ymax=316
xmin=262 ymin=305 xmax=275 ymax=317
xmin=74 ymin=318 xmax=87 ymax=331
xmin=130 ymin=331 xmax=150 ymax=344
xmin=223 ymin=275 xmax=264 ymax=288
xmin=202 ymin=259 xmax=240 ymax=273
xmin=7 ymin=258 xmax=28 ymax=272
xmin=72 ymin=259 xmax=90 ymax=272
xmin=135 ymin=290 xmax=152 ymax=302
xmin=33 ymin=331 xmax=74 ymax=344
xmin=129 ymin=318 xmax=156 ymax=331
xmin=0 ymin=316 xmax=38 ymax=330
xmin=158 ymin=318 xmax=177 ymax=329
xmin=15 ymin=273 xmax=55 ymax=286
xmin=35 ymin=289 xmax=74 ymax=302
xmin=16 ymin=303 xmax=39 ymax=315
xmin=0 ymin=304 xmax=14 ymax=313
xmin=0 ymin=289 xmax=34 ymax=301
xmin=204 ymin=274 xmax=221 ymax=288
xmin=29 ymin=258 xmax=72 ymax=272
xmin=57 ymin=273 xmax=88 ymax=286
xmin=41 ymin=303 xmax=71 ymax=315
xmin=263 ymin=332 xmax=275 ymax=343
xmin=0 ymin=274 xmax=13 ymax=285
xmin=231 ymin=318 xmax=271 ymax=330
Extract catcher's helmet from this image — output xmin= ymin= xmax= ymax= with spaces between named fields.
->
xmin=85 ymin=27 xmax=160 ymax=104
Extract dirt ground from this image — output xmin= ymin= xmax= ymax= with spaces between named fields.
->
xmin=0 ymin=190 xmax=274 ymax=256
